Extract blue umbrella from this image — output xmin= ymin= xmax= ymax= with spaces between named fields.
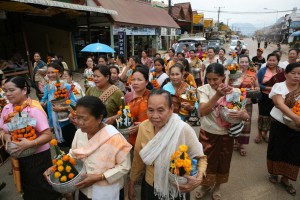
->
xmin=291 ymin=31 xmax=300 ymax=37
xmin=81 ymin=43 xmax=115 ymax=53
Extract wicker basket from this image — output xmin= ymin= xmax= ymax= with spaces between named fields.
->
xmin=50 ymin=99 xmax=69 ymax=122
xmin=179 ymin=97 xmax=196 ymax=116
xmin=49 ymin=159 xmax=86 ymax=194
xmin=118 ymin=128 xmax=130 ymax=140
xmin=7 ymin=142 xmax=36 ymax=158
xmin=169 ymin=172 xmax=188 ymax=185
xmin=282 ymin=115 xmax=300 ymax=131
xmin=220 ymin=107 xmax=242 ymax=124
xmin=228 ymin=71 xmax=242 ymax=80
xmin=246 ymin=90 xmax=260 ymax=99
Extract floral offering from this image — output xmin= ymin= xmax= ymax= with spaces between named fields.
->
xmin=169 ymin=144 xmax=192 ymax=176
xmin=151 ymin=72 xmax=160 ymax=89
xmin=0 ymin=91 xmax=7 ymax=114
xmin=65 ymin=99 xmax=76 ymax=117
xmin=227 ymin=63 xmax=240 ymax=74
xmin=201 ymin=53 xmax=207 ymax=61
xmin=12 ymin=125 xmax=37 ymax=142
xmin=50 ymin=139 xmax=78 ymax=183
xmin=225 ymin=88 xmax=247 ymax=111
xmin=292 ymin=100 xmax=300 ymax=115
xmin=116 ymin=97 xmax=133 ymax=129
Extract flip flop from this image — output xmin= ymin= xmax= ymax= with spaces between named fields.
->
xmin=262 ymin=136 xmax=269 ymax=143
xmin=255 ymin=136 xmax=263 ymax=144
xmin=268 ymin=174 xmax=278 ymax=184
xmin=212 ymin=189 xmax=221 ymax=200
xmin=280 ymin=179 xmax=296 ymax=196
xmin=239 ymin=147 xmax=246 ymax=156
xmin=195 ymin=186 xmax=211 ymax=199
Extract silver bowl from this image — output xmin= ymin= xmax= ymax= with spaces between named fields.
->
xmin=283 ymin=115 xmax=300 ymax=131
xmin=220 ymin=107 xmax=242 ymax=124
xmin=7 ymin=142 xmax=36 ymax=158
xmin=228 ymin=71 xmax=242 ymax=80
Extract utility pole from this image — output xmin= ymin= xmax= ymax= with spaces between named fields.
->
xmin=225 ymin=18 xmax=230 ymax=27
xmin=215 ymin=6 xmax=224 ymax=31
xmin=168 ymin=0 xmax=172 ymax=15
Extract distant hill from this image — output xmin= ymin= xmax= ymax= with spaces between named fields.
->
xmin=232 ymin=23 xmax=257 ymax=36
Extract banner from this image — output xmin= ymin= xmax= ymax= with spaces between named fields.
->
xmin=118 ymin=32 xmax=126 ymax=57
xmin=204 ymin=19 xmax=213 ymax=28
xmin=193 ymin=13 xmax=204 ymax=24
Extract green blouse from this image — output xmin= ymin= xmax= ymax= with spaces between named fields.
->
xmin=86 ymin=86 xmax=124 ymax=117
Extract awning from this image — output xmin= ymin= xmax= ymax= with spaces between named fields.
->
xmin=291 ymin=31 xmax=300 ymax=37
xmin=9 ymin=0 xmax=118 ymax=15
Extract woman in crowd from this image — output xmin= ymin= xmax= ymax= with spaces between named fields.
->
xmin=86 ymin=65 xmax=123 ymax=125
xmin=150 ymin=58 xmax=168 ymax=88
xmin=40 ymin=63 xmax=77 ymax=149
xmin=128 ymin=89 xmax=207 ymax=200
xmin=202 ymin=47 xmax=217 ymax=85
xmin=188 ymin=50 xmax=202 ymax=87
xmin=116 ymin=55 xmax=127 ymax=79
xmin=110 ymin=65 xmax=126 ymax=93
xmin=217 ymin=48 xmax=228 ymax=68
xmin=1 ymin=76 xmax=61 ymax=200
xmin=196 ymin=44 xmax=205 ymax=60
xmin=197 ymin=63 xmax=249 ymax=199
xmin=141 ymin=50 xmax=153 ymax=69
xmin=267 ymin=62 xmax=300 ymax=196
xmin=163 ymin=63 xmax=197 ymax=120
xmin=83 ymin=57 xmax=95 ymax=90
xmin=125 ymin=65 xmax=150 ymax=146
xmin=120 ymin=56 xmax=140 ymax=83
xmin=256 ymin=53 xmax=285 ymax=144
xmin=177 ymin=58 xmax=197 ymax=88
xmin=33 ymin=52 xmax=47 ymax=100
xmin=62 ymin=69 xmax=85 ymax=99
xmin=98 ymin=55 xmax=108 ymax=66
xmin=45 ymin=96 xmax=132 ymax=200
xmin=228 ymin=55 xmax=260 ymax=156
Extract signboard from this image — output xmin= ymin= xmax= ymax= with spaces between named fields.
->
xmin=193 ymin=13 xmax=204 ymax=24
xmin=204 ymin=19 xmax=213 ymax=28
xmin=220 ymin=25 xmax=228 ymax=31
xmin=113 ymin=25 xmax=156 ymax=35
xmin=118 ymin=31 xmax=126 ymax=57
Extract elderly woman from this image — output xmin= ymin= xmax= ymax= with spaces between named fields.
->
xmin=85 ymin=65 xmax=124 ymax=125
xmin=124 ymin=65 xmax=150 ymax=146
xmin=163 ymin=63 xmax=198 ymax=120
xmin=257 ymin=53 xmax=285 ymax=144
xmin=267 ymin=62 xmax=300 ymax=196
xmin=228 ymin=55 xmax=260 ymax=156
xmin=128 ymin=89 xmax=207 ymax=200
xmin=197 ymin=63 xmax=249 ymax=199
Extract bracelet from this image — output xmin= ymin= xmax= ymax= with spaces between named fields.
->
xmin=101 ymin=173 xmax=105 ymax=181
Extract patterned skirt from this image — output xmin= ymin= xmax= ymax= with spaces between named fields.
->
xmin=267 ymin=119 xmax=300 ymax=181
xmin=237 ymin=103 xmax=252 ymax=144
xmin=258 ymin=93 xmax=273 ymax=131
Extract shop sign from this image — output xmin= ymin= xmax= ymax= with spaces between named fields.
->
xmin=118 ymin=31 xmax=126 ymax=57
xmin=113 ymin=25 xmax=156 ymax=35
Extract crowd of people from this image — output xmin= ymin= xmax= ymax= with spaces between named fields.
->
xmin=0 ymin=43 xmax=300 ymax=200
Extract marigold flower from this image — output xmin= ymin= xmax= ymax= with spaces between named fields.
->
xmin=240 ymin=96 xmax=245 ymax=101
xmin=54 ymin=172 xmax=61 ymax=178
xmin=51 ymin=166 xmax=57 ymax=172
xmin=127 ymin=113 xmax=132 ymax=118
xmin=117 ymin=110 xmax=122 ymax=115
xmin=175 ymin=159 xmax=184 ymax=167
xmin=14 ymin=106 xmax=22 ymax=112
xmin=69 ymin=158 xmax=76 ymax=165
xmin=53 ymin=69 xmax=59 ymax=73
xmin=68 ymin=173 xmax=75 ymax=179
xmin=52 ymin=159 xmax=57 ymax=165
xmin=179 ymin=144 xmax=188 ymax=152
xmin=62 ymin=155 xmax=70 ymax=162
xmin=50 ymin=139 xmax=58 ymax=146
xmin=125 ymin=106 xmax=129 ymax=109
xmin=65 ymin=165 xmax=72 ymax=173
xmin=65 ymin=100 xmax=71 ymax=105
xmin=58 ymin=165 xmax=64 ymax=172
xmin=60 ymin=175 xmax=67 ymax=183
xmin=56 ymin=160 xmax=63 ymax=166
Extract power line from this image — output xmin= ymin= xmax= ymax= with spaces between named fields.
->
xmin=193 ymin=9 xmax=295 ymax=14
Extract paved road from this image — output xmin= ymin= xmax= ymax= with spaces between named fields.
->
xmin=0 ymin=38 xmax=298 ymax=200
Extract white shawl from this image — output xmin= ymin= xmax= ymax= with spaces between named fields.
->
xmin=139 ymin=114 xmax=184 ymax=200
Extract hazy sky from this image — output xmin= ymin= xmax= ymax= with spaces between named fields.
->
xmin=172 ymin=0 xmax=298 ymax=27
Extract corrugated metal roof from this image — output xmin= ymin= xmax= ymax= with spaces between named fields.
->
xmin=10 ymin=0 xmax=118 ymax=15
xmin=97 ymin=0 xmax=179 ymax=28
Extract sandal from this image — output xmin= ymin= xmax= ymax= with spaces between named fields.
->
xmin=195 ymin=186 xmax=211 ymax=199
xmin=212 ymin=188 xmax=221 ymax=200
xmin=280 ymin=179 xmax=296 ymax=196
xmin=255 ymin=136 xmax=263 ymax=144
xmin=268 ymin=174 xmax=278 ymax=184
xmin=239 ymin=147 xmax=246 ymax=156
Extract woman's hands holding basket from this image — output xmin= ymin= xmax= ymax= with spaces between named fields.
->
xmin=176 ymin=171 xmax=204 ymax=193
xmin=75 ymin=174 xmax=101 ymax=189
xmin=227 ymin=110 xmax=249 ymax=121
xmin=181 ymin=102 xmax=195 ymax=111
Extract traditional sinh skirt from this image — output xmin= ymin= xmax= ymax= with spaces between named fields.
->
xmin=267 ymin=119 xmax=300 ymax=181
xmin=258 ymin=92 xmax=273 ymax=131
xmin=237 ymin=103 xmax=252 ymax=144
xmin=19 ymin=149 xmax=61 ymax=200
xmin=199 ymin=130 xmax=234 ymax=187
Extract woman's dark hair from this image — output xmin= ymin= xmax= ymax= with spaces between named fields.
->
xmin=52 ymin=60 xmax=64 ymax=71
xmin=48 ymin=62 xmax=63 ymax=75
xmin=149 ymin=89 xmax=172 ymax=108
xmin=178 ymin=58 xmax=190 ymax=72
xmin=183 ymin=44 xmax=189 ymax=48
xmin=98 ymin=55 xmax=108 ymax=63
xmin=238 ymin=54 xmax=251 ymax=63
xmin=177 ymin=52 xmax=185 ymax=58
xmin=5 ymin=76 xmax=30 ymax=95
xmin=76 ymin=96 xmax=107 ymax=119
xmin=93 ymin=65 xmax=113 ymax=84
xmin=64 ymin=69 xmax=73 ymax=78
xmin=142 ymin=50 xmax=148 ymax=55
xmin=109 ymin=65 xmax=120 ymax=74
xmin=206 ymin=63 xmax=225 ymax=76
xmin=285 ymin=62 xmax=300 ymax=74
xmin=169 ymin=63 xmax=184 ymax=74
xmin=131 ymin=55 xmax=141 ymax=64
xmin=288 ymin=49 xmax=297 ymax=53
xmin=169 ymin=48 xmax=175 ymax=54
xmin=34 ymin=52 xmax=41 ymax=57
xmin=267 ymin=53 xmax=280 ymax=62
xmin=154 ymin=53 xmax=161 ymax=57
xmin=207 ymin=47 xmax=216 ymax=53
xmin=219 ymin=48 xmax=226 ymax=54
xmin=133 ymin=64 xmax=149 ymax=82
xmin=117 ymin=55 xmax=126 ymax=64
xmin=154 ymin=58 xmax=166 ymax=73
xmin=189 ymin=49 xmax=196 ymax=53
